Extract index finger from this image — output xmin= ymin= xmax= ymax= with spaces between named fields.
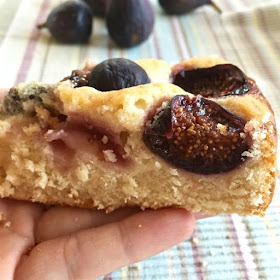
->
xmin=15 ymin=208 xmax=195 ymax=279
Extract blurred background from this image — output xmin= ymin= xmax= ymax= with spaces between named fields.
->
xmin=0 ymin=0 xmax=279 ymax=279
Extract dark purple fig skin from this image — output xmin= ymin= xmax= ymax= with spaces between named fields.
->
xmin=173 ymin=64 xmax=250 ymax=98
xmin=159 ymin=0 xmax=212 ymax=14
xmin=39 ymin=0 xmax=93 ymax=43
xmin=88 ymin=58 xmax=150 ymax=91
xmin=106 ymin=0 xmax=155 ymax=48
xmin=82 ymin=0 xmax=111 ymax=17
xmin=69 ymin=69 xmax=91 ymax=87
xmin=143 ymin=95 xmax=250 ymax=174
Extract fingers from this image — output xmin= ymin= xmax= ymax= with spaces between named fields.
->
xmin=35 ymin=207 xmax=212 ymax=243
xmin=0 ymin=88 xmax=8 ymax=101
xmin=0 ymin=198 xmax=44 ymax=240
xmin=15 ymin=208 xmax=195 ymax=280
xmin=0 ymin=199 xmax=44 ymax=279
xmin=35 ymin=207 xmax=140 ymax=243
xmin=0 ymin=230 xmax=32 ymax=279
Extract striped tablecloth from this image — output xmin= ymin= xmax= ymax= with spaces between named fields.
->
xmin=1 ymin=0 xmax=280 ymax=279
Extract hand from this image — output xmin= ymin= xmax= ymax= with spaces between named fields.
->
xmin=0 ymin=199 xmax=195 ymax=279
xmin=0 ymin=88 xmax=195 ymax=279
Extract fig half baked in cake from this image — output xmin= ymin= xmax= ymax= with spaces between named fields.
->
xmin=0 ymin=56 xmax=277 ymax=216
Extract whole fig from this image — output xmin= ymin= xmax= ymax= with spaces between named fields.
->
xmin=106 ymin=0 xmax=155 ymax=48
xmin=158 ymin=0 xmax=221 ymax=15
xmin=38 ymin=0 xmax=93 ymax=43
xmin=88 ymin=58 xmax=150 ymax=91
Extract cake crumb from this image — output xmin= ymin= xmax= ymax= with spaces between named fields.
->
xmin=0 ymin=121 xmax=11 ymax=136
xmin=217 ymin=123 xmax=227 ymax=135
xmin=138 ymin=224 xmax=142 ymax=228
xmin=199 ymin=261 xmax=207 ymax=268
xmin=172 ymin=178 xmax=182 ymax=187
xmin=155 ymin=161 xmax=162 ymax=169
xmin=101 ymin=135 xmax=108 ymax=144
xmin=4 ymin=221 xmax=11 ymax=228
xmin=0 ymin=212 xmax=4 ymax=222
xmin=75 ymin=166 xmax=89 ymax=182
xmin=191 ymin=237 xmax=199 ymax=244
xmin=69 ymin=189 xmax=79 ymax=199
xmin=103 ymin=150 xmax=117 ymax=162
xmin=169 ymin=168 xmax=178 ymax=176
xmin=241 ymin=151 xmax=255 ymax=158
xmin=23 ymin=123 xmax=41 ymax=136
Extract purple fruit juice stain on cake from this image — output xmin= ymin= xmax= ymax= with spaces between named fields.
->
xmin=45 ymin=118 xmax=131 ymax=169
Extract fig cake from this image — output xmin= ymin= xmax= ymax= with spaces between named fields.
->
xmin=0 ymin=56 xmax=277 ymax=216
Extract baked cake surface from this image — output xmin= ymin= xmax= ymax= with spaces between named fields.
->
xmin=0 ymin=56 xmax=277 ymax=216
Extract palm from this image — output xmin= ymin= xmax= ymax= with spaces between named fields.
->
xmin=0 ymin=199 xmax=194 ymax=279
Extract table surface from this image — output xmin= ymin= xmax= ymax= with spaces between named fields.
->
xmin=0 ymin=0 xmax=280 ymax=279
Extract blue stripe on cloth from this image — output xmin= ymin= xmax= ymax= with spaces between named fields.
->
xmin=140 ymin=251 xmax=170 ymax=279
xmin=242 ymin=215 xmax=280 ymax=279
xmin=171 ymin=245 xmax=185 ymax=278
xmin=179 ymin=14 xmax=208 ymax=57
xmin=111 ymin=267 xmax=122 ymax=280
xmin=196 ymin=216 xmax=241 ymax=280
xmin=152 ymin=6 xmax=181 ymax=62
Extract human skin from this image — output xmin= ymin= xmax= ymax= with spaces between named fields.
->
xmin=0 ymin=88 xmax=196 ymax=280
xmin=0 ymin=199 xmax=195 ymax=280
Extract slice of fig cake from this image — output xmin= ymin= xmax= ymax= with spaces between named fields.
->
xmin=0 ymin=56 xmax=276 ymax=216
